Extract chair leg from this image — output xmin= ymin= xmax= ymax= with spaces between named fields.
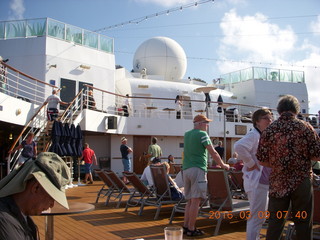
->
xmin=154 ymin=204 xmax=161 ymax=220
xmin=214 ymin=216 xmax=223 ymax=236
xmin=169 ymin=205 xmax=177 ymax=224
xmin=105 ymin=193 xmax=112 ymax=206
xmin=138 ymin=202 xmax=145 ymax=216
xmin=116 ymin=195 xmax=123 ymax=208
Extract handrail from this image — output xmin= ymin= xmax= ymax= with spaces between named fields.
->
xmin=8 ymin=102 xmax=47 ymax=153
xmin=84 ymin=84 xmax=275 ymax=111
xmin=59 ymin=89 xmax=84 ymax=121
xmin=7 ymin=87 xmax=62 ymax=173
xmin=1 ymin=61 xmax=59 ymax=89
xmin=44 ymin=89 xmax=84 ymax=152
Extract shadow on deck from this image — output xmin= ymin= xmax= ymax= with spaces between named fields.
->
xmin=33 ymin=181 xmax=253 ymax=240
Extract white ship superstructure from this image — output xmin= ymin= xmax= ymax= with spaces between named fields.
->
xmin=0 ymin=18 xmax=315 ymax=177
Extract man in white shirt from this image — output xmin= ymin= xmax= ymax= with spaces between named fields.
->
xmin=141 ymin=157 xmax=161 ymax=186
xmin=45 ymin=89 xmax=69 ymax=134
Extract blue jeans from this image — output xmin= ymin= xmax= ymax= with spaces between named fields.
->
xmin=122 ymin=158 xmax=131 ymax=172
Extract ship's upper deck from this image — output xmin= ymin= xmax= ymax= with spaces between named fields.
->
xmin=0 ymin=18 xmax=114 ymax=54
xmin=219 ymin=66 xmax=304 ymax=84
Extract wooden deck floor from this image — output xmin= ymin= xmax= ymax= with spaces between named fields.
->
xmin=32 ymin=181 xmax=259 ymax=240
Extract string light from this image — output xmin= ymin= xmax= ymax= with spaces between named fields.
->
xmin=115 ymin=50 xmax=320 ymax=69
xmin=94 ymin=0 xmax=214 ymax=32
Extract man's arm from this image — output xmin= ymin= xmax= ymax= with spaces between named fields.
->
xmin=206 ymin=144 xmax=229 ymax=170
xmin=92 ymin=153 xmax=97 ymax=165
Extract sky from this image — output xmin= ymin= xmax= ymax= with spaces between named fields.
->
xmin=1 ymin=0 xmax=320 ymax=113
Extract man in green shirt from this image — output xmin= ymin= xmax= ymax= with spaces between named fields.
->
xmin=147 ymin=137 xmax=162 ymax=159
xmin=183 ymin=114 xmax=229 ymax=237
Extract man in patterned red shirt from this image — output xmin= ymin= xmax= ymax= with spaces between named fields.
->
xmin=257 ymin=95 xmax=320 ymax=240
xmin=81 ymin=143 xmax=97 ymax=184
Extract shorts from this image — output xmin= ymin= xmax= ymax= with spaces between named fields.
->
xmin=183 ymin=167 xmax=207 ymax=200
xmin=19 ymin=155 xmax=31 ymax=164
xmin=122 ymin=158 xmax=131 ymax=172
xmin=84 ymin=163 xmax=92 ymax=174
xmin=47 ymin=108 xmax=59 ymax=121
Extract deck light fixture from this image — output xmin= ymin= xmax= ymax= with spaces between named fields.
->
xmin=79 ymin=64 xmax=91 ymax=70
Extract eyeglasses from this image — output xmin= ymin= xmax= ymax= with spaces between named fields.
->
xmin=260 ymin=116 xmax=273 ymax=121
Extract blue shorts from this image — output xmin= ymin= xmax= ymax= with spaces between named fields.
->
xmin=122 ymin=158 xmax=131 ymax=172
xmin=84 ymin=163 xmax=92 ymax=174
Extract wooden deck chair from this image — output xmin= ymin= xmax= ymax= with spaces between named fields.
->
xmin=123 ymin=172 xmax=154 ymax=212
xmin=139 ymin=164 xmax=181 ymax=220
xmin=104 ymin=170 xmax=132 ymax=208
xmin=207 ymin=169 xmax=250 ymax=235
xmin=94 ymin=169 xmax=116 ymax=204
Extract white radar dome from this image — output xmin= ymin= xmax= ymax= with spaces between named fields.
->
xmin=133 ymin=37 xmax=187 ymax=81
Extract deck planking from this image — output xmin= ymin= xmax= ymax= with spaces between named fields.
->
xmin=32 ymin=181 xmax=261 ymax=240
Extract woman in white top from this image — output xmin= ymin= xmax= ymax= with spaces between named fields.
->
xmin=234 ymin=108 xmax=273 ymax=240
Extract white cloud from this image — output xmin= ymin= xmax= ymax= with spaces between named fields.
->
xmin=310 ymin=15 xmax=320 ymax=35
xmin=9 ymin=0 xmax=25 ymax=20
xmin=217 ymin=9 xmax=320 ymax=113
xmin=219 ymin=9 xmax=296 ymax=62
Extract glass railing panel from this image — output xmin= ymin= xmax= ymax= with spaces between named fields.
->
xmin=240 ymin=68 xmax=253 ymax=81
xmin=66 ymin=25 xmax=82 ymax=44
xmin=48 ymin=19 xmax=65 ymax=40
xmin=0 ymin=22 xmax=4 ymax=39
xmin=5 ymin=20 xmax=26 ymax=38
xmin=253 ymin=67 xmax=267 ymax=80
xmin=279 ymin=69 xmax=291 ymax=82
xmin=100 ymin=35 xmax=113 ymax=53
xmin=83 ymin=30 xmax=98 ymax=49
xmin=292 ymin=71 xmax=304 ymax=83
xmin=26 ymin=18 xmax=46 ymax=37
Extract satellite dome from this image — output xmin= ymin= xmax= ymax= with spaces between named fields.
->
xmin=133 ymin=37 xmax=187 ymax=81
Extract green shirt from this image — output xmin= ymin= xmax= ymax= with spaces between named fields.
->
xmin=148 ymin=144 xmax=162 ymax=158
xmin=183 ymin=129 xmax=211 ymax=172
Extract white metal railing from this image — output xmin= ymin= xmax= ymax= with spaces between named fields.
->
xmin=82 ymin=85 xmax=280 ymax=123
xmin=0 ymin=61 xmax=58 ymax=105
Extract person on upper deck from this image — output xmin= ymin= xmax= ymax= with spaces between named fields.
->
xmin=45 ymin=90 xmax=69 ymax=135
xmin=257 ymin=95 xmax=320 ymax=240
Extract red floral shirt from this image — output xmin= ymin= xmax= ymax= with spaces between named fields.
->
xmin=257 ymin=112 xmax=320 ymax=198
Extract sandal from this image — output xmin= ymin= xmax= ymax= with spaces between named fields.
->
xmin=186 ymin=228 xmax=204 ymax=237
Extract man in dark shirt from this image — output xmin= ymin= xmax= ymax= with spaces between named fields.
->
xmin=214 ymin=141 xmax=224 ymax=160
xmin=0 ymin=152 xmax=70 ymax=239
xmin=120 ymin=137 xmax=133 ymax=184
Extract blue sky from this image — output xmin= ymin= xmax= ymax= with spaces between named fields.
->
xmin=1 ymin=0 xmax=320 ymax=113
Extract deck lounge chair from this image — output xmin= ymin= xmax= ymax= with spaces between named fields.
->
xmin=169 ymin=169 xmax=249 ymax=236
xmin=123 ymin=172 xmax=154 ymax=212
xmin=138 ymin=164 xmax=182 ymax=220
xmin=207 ymin=169 xmax=250 ymax=235
xmin=104 ymin=170 xmax=132 ymax=208
xmin=94 ymin=169 xmax=115 ymax=204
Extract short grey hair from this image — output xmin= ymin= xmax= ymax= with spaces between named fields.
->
xmin=277 ymin=95 xmax=300 ymax=114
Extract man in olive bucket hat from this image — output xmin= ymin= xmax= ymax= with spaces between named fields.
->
xmin=0 ymin=152 xmax=71 ymax=239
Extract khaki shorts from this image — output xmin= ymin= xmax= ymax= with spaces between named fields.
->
xmin=183 ymin=167 xmax=207 ymax=200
